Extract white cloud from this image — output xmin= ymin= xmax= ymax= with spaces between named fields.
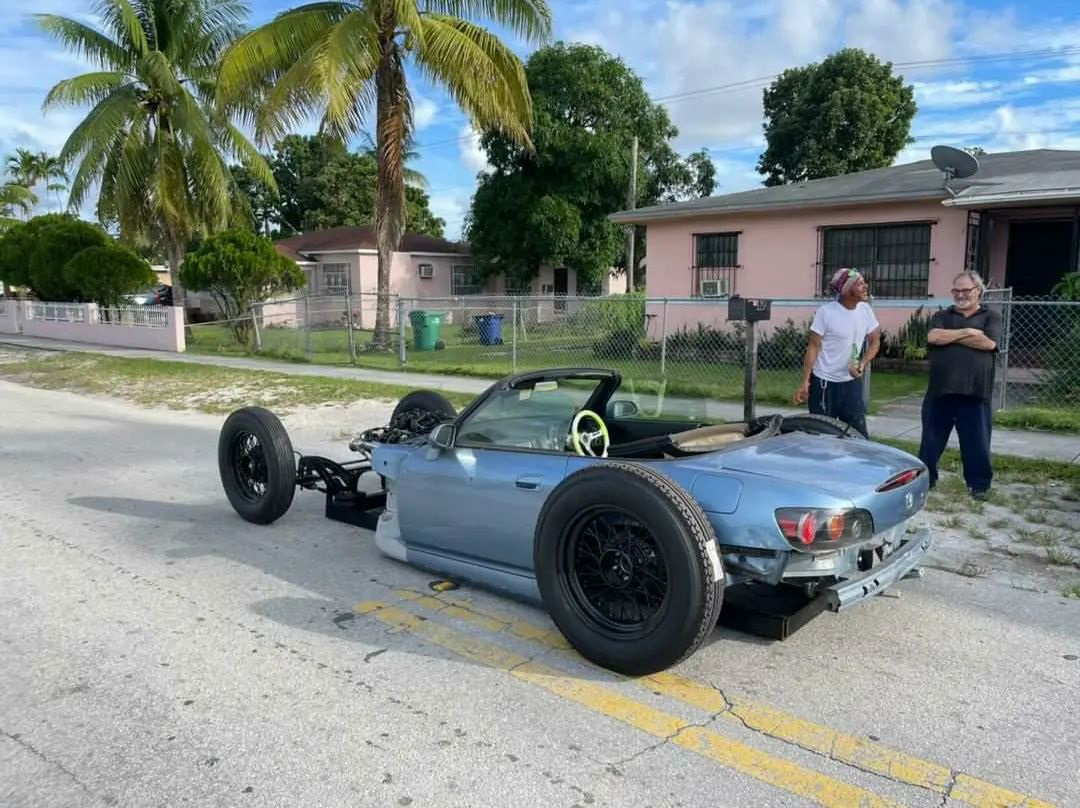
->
xmin=458 ymin=126 xmax=488 ymax=173
xmin=429 ymin=191 xmax=472 ymax=240
xmin=413 ymin=94 xmax=439 ymax=130
xmin=912 ymin=79 xmax=1002 ymax=108
xmin=844 ymin=0 xmax=956 ymax=64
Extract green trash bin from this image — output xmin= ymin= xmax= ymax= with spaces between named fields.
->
xmin=409 ymin=309 xmax=446 ymax=351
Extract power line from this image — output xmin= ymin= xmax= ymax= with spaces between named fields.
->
xmin=413 ymin=44 xmax=1080 ymax=152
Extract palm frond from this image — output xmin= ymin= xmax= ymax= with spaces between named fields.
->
xmin=96 ymin=0 xmax=151 ymax=58
xmin=314 ymin=8 xmax=379 ymax=141
xmin=34 ymin=14 xmax=131 ymax=70
xmin=59 ymin=85 xmax=141 ymax=209
xmin=420 ymin=0 xmax=552 ymax=43
xmin=218 ymin=123 xmax=277 ymax=192
xmin=216 ymin=3 xmax=352 ymax=109
xmin=414 ymin=14 xmax=532 ymax=147
xmin=43 ymin=72 xmax=127 ymax=109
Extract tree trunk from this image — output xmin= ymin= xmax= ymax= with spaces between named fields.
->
xmin=371 ymin=29 xmax=407 ymax=352
xmin=167 ymin=236 xmax=187 ymax=326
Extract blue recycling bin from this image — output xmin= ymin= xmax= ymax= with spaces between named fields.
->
xmin=474 ymin=313 xmax=505 ymax=345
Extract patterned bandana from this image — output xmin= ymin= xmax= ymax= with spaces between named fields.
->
xmin=830 ymin=268 xmax=863 ymax=298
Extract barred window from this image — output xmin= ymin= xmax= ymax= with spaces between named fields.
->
xmin=452 ymin=265 xmax=481 ymax=296
xmin=320 ymin=263 xmax=349 ymax=295
xmin=695 ymin=233 xmax=739 ymax=268
xmin=820 ymin=223 xmax=931 ymax=298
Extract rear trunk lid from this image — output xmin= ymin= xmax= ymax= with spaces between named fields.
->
xmin=716 ymin=432 xmax=929 ymax=531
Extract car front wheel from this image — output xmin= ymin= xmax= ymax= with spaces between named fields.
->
xmin=534 ymin=462 xmax=724 ymax=676
xmin=218 ymin=406 xmax=296 ymax=524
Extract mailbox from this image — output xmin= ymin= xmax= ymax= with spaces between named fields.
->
xmin=727 ymin=295 xmax=771 ymax=322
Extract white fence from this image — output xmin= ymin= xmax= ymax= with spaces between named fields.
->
xmin=0 ymin=299 xmax=186 ymax=351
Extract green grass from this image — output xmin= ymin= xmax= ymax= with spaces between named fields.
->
xmin=0 ymin=352 xmax=477 ymax=414
xmin=186 ymin=322 xmax=928 ymax=412
xmin=988 ymin=518 xmax=1012 ymax=531
xmin=881 ymin=438 xmax=1080 ymax=486
xmin=993 ymin=407 xmax=1080 ymax=434
xmin=1046 ymin=546 xmax=1078 ymax=566
xmin=1063 ymin=583 xmax=1080 ymax=599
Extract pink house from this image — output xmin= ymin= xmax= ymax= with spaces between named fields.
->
xmin=274 ymin=225 xmax=576 ymax=297
xmin=611 ymin=148 xmax=1080 ymax=335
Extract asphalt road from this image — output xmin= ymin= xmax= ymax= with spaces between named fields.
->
xmin=1 ymin=380 xmax=1078 ymax=808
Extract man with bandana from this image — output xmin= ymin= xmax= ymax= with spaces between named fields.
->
xmin=793 ymin=268 xmax=881 ymax=438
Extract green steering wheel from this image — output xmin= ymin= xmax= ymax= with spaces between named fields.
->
xmin=570 ymin=409 xmax=610 ymax=458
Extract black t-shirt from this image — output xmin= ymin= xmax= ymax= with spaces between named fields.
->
xmin=926 ymin=305 xmax=1003 ymax=401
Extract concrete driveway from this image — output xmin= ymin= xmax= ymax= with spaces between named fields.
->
xmin=1 ymin=381 xmax=1077 ymax=808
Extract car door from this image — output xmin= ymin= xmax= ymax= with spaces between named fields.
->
xmin=397 ymin=445 xmax=568 ymax=575
xmin=395 ymin=380 xmax=589 ymax=575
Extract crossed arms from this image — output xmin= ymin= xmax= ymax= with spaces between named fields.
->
xmin=927 ymin=327 xmax=996 ymax=351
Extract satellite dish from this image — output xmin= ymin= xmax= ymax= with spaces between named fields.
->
xmin=931 ymin=145 xmax=979 ymax=180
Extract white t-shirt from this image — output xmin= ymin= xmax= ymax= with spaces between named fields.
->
xmin=810 ymin=301 xmax=880 ymax=383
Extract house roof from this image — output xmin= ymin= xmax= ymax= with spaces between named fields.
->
xmin=609 ymin=149 xmax=1080 ymax=223
xmin=274 ymin=225 xmax=468 ymax=259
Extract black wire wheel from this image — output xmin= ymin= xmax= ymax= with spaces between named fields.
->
xmin=534 ymin=462 xmax=724 ymax=676
xmin=564 ymin=507 xmax=669 ymax=635
xmin=218 ymin=407 xmax=296 ymax=525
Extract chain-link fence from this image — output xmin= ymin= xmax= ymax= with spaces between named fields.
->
xmin=184 ymin=290 xmax=1080 ymax=417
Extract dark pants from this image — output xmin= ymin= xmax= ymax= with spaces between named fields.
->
xmin=808 ymin=374 xmax=869 ymax=438
xmin=918 ymin=394 xmax=993 ymax=492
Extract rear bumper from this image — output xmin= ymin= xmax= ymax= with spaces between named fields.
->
xmin=824 ymin=528 xmax=931 ymax=612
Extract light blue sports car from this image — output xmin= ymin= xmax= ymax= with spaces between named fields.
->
xmin=218 ymin=367 xmax=931 ymax=675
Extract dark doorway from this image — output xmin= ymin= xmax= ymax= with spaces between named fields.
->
xmin=553 ymin=267 xmax=568 ymax=312
xmin=1005 ymin=220 xmax=1073 ymax=297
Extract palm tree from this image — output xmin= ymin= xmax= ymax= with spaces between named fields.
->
xmin=359 ymin=130 xmax=427 ymax=189
xmin=38 ymin=153 xmax=70 ymax=211
xmin=36 ymin=0 xmax=274 ymax=313
xmin=217 ymin=0 xmax=551 ymax=349
xmin=6 ymin=148 xmax=40 ymax=188
xmin=0 ymin=183 xmax=36 ymax=231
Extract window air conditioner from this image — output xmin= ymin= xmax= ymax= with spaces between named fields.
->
xmin=418 ymin=263 xmax=433 ymax=279
xmin=700 ymin=278 xmax=728 ymax=297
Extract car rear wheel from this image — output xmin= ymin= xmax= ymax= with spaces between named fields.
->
xmin=218 ymin=406 xmax=296 ymax=524
xmin=534 ymin=462 xmax=724 ymax=676
xmin=777 ymin=413 xmax=866 ymax=439
xmin=391 ymin=390 xmax=457 ymax=425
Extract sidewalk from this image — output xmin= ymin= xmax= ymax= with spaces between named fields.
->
xmin=4 ymin=334 xmax=1078 ymax=463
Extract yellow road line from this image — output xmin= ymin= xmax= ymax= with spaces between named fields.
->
xmin=388 ymin=588 xmax=1057 ymax=808
xmin=356 ymin=600 xmax=902 ymax=808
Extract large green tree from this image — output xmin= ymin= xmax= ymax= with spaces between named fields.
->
xmin=217 ymin=0 xmax=551 ymax=349
xmin=756 ymin=48 xmax=917 ymax=186
xmin=465 ymin=43 xmax=715 ymax=291
xmin=232 ymin=134 xmax=444 ymax=238
xmin=37 ymin=0 xmax=275 ymax=315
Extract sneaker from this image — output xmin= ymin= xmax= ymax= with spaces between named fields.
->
xmin=969 ymin=488 xmax=989 ymax=502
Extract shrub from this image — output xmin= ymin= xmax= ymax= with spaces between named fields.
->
xmin=28 ymin=217 xmax=109 ymax=301
xmin=882 ymin=306 xmax=933 ymax=361
xmin=180 ymin=229 xmax=307 ymax=345
xmin=63 ymin=245 xmax=156 ymax=308
xmin=757 ymin=318 xmax=808 ymax=369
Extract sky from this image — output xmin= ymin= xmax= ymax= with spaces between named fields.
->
xmin=4 ymin=0 xmax=1080 ymax=240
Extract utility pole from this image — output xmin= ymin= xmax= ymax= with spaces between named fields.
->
xmin=626 ymin=136 xmax=638 ymax=293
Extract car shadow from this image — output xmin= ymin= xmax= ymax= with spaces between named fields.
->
xmin=68 ymin=496 xmax=222 ymax=523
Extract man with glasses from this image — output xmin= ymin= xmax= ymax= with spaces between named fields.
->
xmin=918 ymin=270 xmax=1002 ymax=500
xmin=794 ymin=267 xmax=880 ymax=438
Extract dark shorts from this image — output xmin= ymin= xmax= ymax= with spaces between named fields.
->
xmin=808 ymin=374 xmax=869 ymax=438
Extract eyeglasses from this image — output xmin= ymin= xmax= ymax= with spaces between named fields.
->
xmin=951 ymin=287 xmax=978 ymax=295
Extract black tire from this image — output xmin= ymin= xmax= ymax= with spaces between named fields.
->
xmin=534 ymin=462 xmax=724 ymax=676
xmin=391 ymin=389 xmax=457 ymax=423
xmin=218 ymin=406 xmax=296 ymax=525
xmin=778 ymin=413 xmax=867 ymax=440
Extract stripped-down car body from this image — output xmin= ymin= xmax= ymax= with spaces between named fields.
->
xmin=218 ymin=368 xmax=931 ymax=675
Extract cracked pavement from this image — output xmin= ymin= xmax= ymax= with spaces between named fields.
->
xmin=1 ymin=380 xmax=1078 ymax=808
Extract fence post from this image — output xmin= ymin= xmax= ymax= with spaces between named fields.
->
xmin=397 ymin=297 xmax=407 ymax=366
xmin=744 ymin=321 xmax=758 ymax=421
xmin=660 ymin=298 xmax=668 ymax=378
xmin=345 ymin=292 xmax=356 ymax=363
xmin=251 ymin=305 xmax=262 ymax=352
xmin=512 ymin=297 xmax=518 ymax=373
xmin=303 ymin=294 xmax=311 ymax=357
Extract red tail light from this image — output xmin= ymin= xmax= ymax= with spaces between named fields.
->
xmin=876 ymin=468 xmax=923 ymax=492
xmin=775 ymin=508 xmax=874 ymax=549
